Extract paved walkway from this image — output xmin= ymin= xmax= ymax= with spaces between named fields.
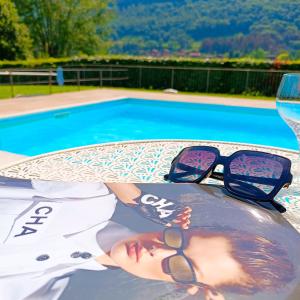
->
xmin=0 ymin=88 xmax=275 ymax=118
xmin=0 ymin=151 xmax=26 ymax=167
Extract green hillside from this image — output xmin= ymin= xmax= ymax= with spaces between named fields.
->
xmin=111 ymin=0 xmax=300 ymax=58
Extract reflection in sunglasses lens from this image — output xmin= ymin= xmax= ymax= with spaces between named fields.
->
xmin=175 ymin=149 xmax=217 ymax=181
xmin=168 ymin=256 xmax=194 ymax=282
xmin=228 ymin=154 xmax=283 ymax=197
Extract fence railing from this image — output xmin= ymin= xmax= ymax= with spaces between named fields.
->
xmin=0 ymin=68 xmax=128 ymax=97
xmin=0 ymin=65 xmax=295 ymax=98
xmin=86 ymin=64 xmax=289 ymax=97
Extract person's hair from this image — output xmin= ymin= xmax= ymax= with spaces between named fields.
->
xmin=190 ymin=226 xmax=295 ymax=295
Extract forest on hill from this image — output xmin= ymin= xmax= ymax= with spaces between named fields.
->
xmin=2 ymin=0 xmax=300 ymax=60
xmin=111 ymin=0 xmax=300 ymax=58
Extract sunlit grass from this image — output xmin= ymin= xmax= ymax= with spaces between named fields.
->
xmin=103 ymin=87 xmax=275 ymax=101
xmin=0 ymin=85 xmax=275 ymax=101
xmin=0 ymin=85 xmax=97 ymax=99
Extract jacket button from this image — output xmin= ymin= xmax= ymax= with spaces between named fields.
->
xmin=36 ymin=254 xmax=50 ymax=261
xmin=71 ymin=251 xmax=81 ymax=258
xmin=80 ymin=252 xmax=92 ymax=259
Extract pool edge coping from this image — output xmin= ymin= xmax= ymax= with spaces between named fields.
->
xmin=0 ymin=88 xmax=276 ymax=119
xmin=0 ymin=96 xmax=127 ymax=119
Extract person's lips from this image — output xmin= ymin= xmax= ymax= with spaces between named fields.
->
xmin=126 ymin=242 xmax=135 ymax=258
xmin=135 ymin=241 xmax=143 ymax=262
xmin=126 ymin=241 xmax=143 ymax=262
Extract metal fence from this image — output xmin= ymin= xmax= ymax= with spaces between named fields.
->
xmin=0 ymin=65 xmax=294 ymax=98
xmin=89 ymin=64 xmax=289 ymax=97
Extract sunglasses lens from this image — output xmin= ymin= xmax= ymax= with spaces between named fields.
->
xmin=168 ymin=256 xmax=195 ymax=283
xmin=228 ymin=153 xmax=284 ymax=198
xmin=173 ymin=148 xmax=217 ymax=182
xmin=164 ymin=228 xmax=183 ymax=249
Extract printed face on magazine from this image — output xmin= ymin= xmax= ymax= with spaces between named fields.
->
xmin=109 ymin=229 xmax=250 ymax=290
xmin=107 ymin=226 xmax=295 ymax=296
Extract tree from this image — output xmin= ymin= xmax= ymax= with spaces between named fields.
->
xmin=290 ymin=50 xmax=300 ymax=60
xmin=246 ymin=48 xmax=268 ymax=59
xmin=14 ymin=0 xmax=115 ymax=57
xmin=0 ymin=0 xmax=32 ymax=60
xmin=276 ymin=51 xmax=291 ymax=61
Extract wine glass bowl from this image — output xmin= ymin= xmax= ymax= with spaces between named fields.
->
xmin=276 ymin=73 xmax=300 ymax=192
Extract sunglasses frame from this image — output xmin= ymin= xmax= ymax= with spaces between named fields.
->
xmin=165 ymin=146 xmax=293 ymax=203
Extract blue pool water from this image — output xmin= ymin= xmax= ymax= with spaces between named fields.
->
xmin=0 ymin=98 xmax=297 ymax=156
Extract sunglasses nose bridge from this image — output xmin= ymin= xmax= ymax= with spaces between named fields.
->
xmin=217 ymin=155 xmax=227 ymax=166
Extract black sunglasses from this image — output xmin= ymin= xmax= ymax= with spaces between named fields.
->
xmin=164 ymin=146 xmax=293 ymax=211
xmin=162 ymin=227 xmax=211 ymax=290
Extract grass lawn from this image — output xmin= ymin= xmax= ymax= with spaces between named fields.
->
xmin=106 ymin=87 xmax=275 ymax=101
xmin=0 ymin=85 xmax=97 ymax=99
xmin=0 ymin=85 xmax=275 ymax=101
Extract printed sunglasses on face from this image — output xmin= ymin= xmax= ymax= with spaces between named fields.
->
xmin=161 ymin=227 xmax=214 ymax=291
xmin=164 ymin=146 xmax=293 ymax=212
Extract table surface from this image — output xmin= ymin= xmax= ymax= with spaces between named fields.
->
xmin=0 ymin=140 xmax=299 ymax=232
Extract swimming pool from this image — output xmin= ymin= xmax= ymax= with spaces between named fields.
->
xmin=0 ymin=98 xmax=297 ymax=156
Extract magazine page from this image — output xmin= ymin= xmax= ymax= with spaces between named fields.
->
xmin=0 ymin=176 xmax=299 ymax=300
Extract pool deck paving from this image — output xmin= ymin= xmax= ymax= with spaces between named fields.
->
xmin=0 ymin=151 xmax=26 ymax=166
xmin=0 ymin=88 xmax=275 ymax=166
xmin=0 ymin=88 xmax=275 ymax=118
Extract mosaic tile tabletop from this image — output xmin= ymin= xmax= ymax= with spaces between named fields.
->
xmin=0 ymin=140 xmax=299 ymax=232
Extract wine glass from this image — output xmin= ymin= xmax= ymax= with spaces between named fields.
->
xmin=276 ymin=73 xmax=300 ymax=193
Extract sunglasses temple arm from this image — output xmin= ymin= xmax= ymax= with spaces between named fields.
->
xmin=209 ymin=171 xmax=224 ymax=181
xmin=166 ymin=171 xmax=280 ymax=185
xmin=164 ymin=171 xmax=198 ymax=181
xmin=165 ymin=170 xmax=224 ymax=182
xmin=164 ymin=163 xmax=204 ymax=181
xmin=211 ymin=169 xmax=281 ymax=185
xmin=185 ymin=170 xmax=278 ymax=185
xmin=229 ymin=178 xmax=273 ymax=199
xmin=231 ymin=174 xmax=284 ymax=185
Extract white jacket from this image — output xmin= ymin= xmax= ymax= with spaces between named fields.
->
xmin=0 ymin=180 xmax=117 ymax=300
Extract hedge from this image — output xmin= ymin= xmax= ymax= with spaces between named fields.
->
xmin=0 ymin=55 xmax=299 ymax=96
xmin=1 ymin=55 xmax=300 ymax=69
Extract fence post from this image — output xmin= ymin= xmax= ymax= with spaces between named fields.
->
xmin=9 ymin=72 xmax=14 ymax=98
xmin=206 ymin=69 xmax=210 ymax=93
xmin=170 ymin=68 xmax=175 ymax=89
xmin=48 ymin=69 xmax=52 ymax=94
xmin=245 ymin=70 xmax=250 ymax=91
xmin=99 ymin=71 xmax=103 ymax=87
xmin=110 ymin=67 xmax=113 ymax=86
xmin=77 ymin=70 xmax=81 ymax=91
xmin=139 ymin=67 xmax=142 ymax=88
